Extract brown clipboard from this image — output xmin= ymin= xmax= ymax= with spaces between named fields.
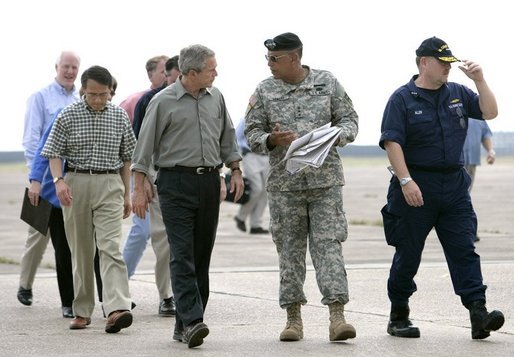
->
xmin=20 ymin=187 xmax=52 ymax=235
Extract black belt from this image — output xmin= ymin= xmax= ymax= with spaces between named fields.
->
xmin=68 ymin=167 xmax=120 ymax=175
xmin=161 ymin=165 xmax=219 ymax=175
xmin=408 ymin=165 xmax=462 ymax=174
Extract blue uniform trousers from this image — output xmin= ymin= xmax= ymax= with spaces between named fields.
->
xmin=382 ymin=168 xmax=486 ymax=307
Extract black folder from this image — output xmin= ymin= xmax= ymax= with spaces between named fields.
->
xmin=20 ymin=187 xmax=52 ymax=235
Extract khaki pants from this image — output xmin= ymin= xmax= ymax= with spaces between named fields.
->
xmin=19 ymin=227 xmax=50 ymax=289
xmin=236 ymin=153 xmax=270 ymax=229
xmin=148 ymin=174 xmax=172 ymax=300
xmin=63 ymin=172 xmax=131 ymax=318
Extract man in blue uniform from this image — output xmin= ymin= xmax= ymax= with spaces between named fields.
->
xmin=379 ymin=36 xmax=504 ymax=340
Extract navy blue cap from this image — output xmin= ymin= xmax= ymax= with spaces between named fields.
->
xmin=416 ymin=36 xmax=459 ymax=63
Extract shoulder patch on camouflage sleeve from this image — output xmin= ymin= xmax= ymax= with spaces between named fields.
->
xmin=245 ymin=94 xmax=258 ymax=116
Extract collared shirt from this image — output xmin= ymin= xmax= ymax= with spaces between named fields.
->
xmin=132 ymin=85 xmax=166 ymax=139
xmin=119 ymin=90 xmax=148 ymax=123
xmin=379 ymin=75 xmax=483 ymax=168
xmin=245 ymin=66 xmax=358 ymax=192
xmin=131 ymin=79 xmax=241 ymax=176
xmin=41 ymin=100 xmax=136 ymax=170
xmin=463 ymin=118 xmax=492 ymax=166
xmin=235 ymin=118 xmax=251 ymax=155
xmin=29 ymin=111 xmax=62 ymax=207
xmin=22 ymin=80 xmax=79 ymax=168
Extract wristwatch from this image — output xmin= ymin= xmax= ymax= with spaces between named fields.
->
xmin=231 ymin=167 xmax=242 ymax=174
xmin=399 ymin=177 xmax=413 ymax=186
xmin=53 ymin=176 xmax=64 ymax=184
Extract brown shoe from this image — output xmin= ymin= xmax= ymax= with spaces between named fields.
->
xmin=69 ymin=316 xmax=91 ymax=330
xmin=105 ymin=310 xmax=133 ymax=333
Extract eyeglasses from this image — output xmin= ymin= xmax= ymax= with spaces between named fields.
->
xmin=265 ymin=54 xmax=290 ymax=63
xmin=86 ymin=92 xmax=110 ymax=99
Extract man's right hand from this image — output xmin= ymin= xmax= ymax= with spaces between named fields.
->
xmin=267 ymin=123 xmax=297 ymax=148
xmin=401 ymin=181 xmax=424 ymax=207
xmin=28 ymin=181 xmax=41 ymax=206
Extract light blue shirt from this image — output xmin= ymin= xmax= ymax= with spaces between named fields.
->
xmin=22 ymin=80 xmax=79 ymax=168
xmin=236 ymin=118 xmax=251 ymax=155
xmin=463 ymin=119 xmax=492 ymax=166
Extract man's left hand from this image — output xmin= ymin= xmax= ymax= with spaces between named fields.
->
xmin=229 ymin=170 xmax=245 ymax=203
xmin=459 ymin=60 xmax=484 ymax=82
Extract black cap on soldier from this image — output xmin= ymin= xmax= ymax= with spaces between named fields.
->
xmin=415 ymin=36 xmax=460 ymax=63
xmin=264 ymin=32 xmax=303 ymax=51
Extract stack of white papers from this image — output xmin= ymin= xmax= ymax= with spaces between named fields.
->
xmin=282 ymin=123 xmax=342 ymax=174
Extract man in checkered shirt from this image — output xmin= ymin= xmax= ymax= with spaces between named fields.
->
xmin=42 ymin=65 xmax=137 ymax=334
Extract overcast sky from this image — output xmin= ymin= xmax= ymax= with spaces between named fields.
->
xmin=1 ymin=0 xmax=512 ymax=151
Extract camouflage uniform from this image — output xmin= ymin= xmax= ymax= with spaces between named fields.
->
xmin=245 ymin=67 xmax=358 ymax=308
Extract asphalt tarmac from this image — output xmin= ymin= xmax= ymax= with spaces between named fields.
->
xmin=1 ymin=157 xmax=512 ymax=356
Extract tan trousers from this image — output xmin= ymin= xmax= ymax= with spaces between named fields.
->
xmin=19 ymin=227 xmax=50 ymax=289
xmin=148 ymin=183 xmax=172 ymax=300
xmin=63 ymin=172 xmax=131 ymax=318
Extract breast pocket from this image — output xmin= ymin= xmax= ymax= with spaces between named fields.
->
xmin=448 ymin=106 xmax=468 ymax=131
xmin=267 ymin=96 xmax=293 ymax=126
xmin=406 ymin=110 xmax=436 ymax=140
xmin=407 ymin=111 xmax=433 ymax=125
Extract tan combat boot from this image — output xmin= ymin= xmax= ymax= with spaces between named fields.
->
xmin=279 ymin=303 xmax=303 ymax=341
xmin=328 ymin=301 xmax=356 ymax=341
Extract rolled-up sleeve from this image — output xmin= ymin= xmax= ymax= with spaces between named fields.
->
xmin=379 ymin=94 xmax=406 ymax=149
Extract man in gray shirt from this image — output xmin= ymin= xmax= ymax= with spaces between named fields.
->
xmin=131 ymin=44 xmax=244 ymax=349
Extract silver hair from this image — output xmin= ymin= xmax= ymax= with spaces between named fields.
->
xmin=178 ymin=44 xmax=215 ymax=74
xmin=55 ymin=51 xmax=81 ymax=66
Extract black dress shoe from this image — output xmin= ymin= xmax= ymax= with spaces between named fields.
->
xmin=234 ymin=217 xmax=246 ymax=232
xmin=183 ymin=321 xmax=209 ymax=348
xmin=17 ymin=287 xmax=33 ymax=306
xmin=250 ymin=227 xmax=269 ymax=234
xmin=159 ymin=297 xmax=176 ymax=316
xmin=173 ymin=320 xmax=184 ymax=342
xmin=62 ymin=306 xmax=74 ymax=318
